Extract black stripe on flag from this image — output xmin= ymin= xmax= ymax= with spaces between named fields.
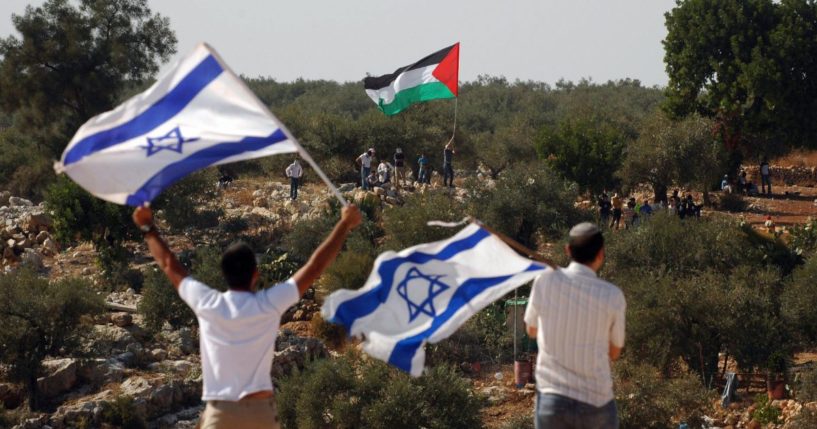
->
xmin=364 ymin=44 xmax=457 ymax=90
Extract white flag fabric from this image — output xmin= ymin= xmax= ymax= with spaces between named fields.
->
xmin=54 ymin=43 xmax=298 ymax=206
xmin=321 ymin=223 xmax=547 ymax=376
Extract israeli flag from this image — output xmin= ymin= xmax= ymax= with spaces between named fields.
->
xmin=54 ymin=43 xmax=298 ymax=206
xmin=321 ymin=223 xmax=547 ymax=376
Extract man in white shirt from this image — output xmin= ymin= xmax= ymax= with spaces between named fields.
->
xmin=356 ymin=148 xmax=375 ymax=190
xmin=132 ymin=204 xmax=362 ymax=429
xmin=285 ymin=159 xmax=303 ymax=200
xmin=525 ymin=222 xmax=626 ymax=429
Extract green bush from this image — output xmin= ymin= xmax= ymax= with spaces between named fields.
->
xmin=751 ymin=393 xmax=782 ymax=425
xmin=0 ymin=268 xmax=103 ymax=410
xmin=277 ymin=353 xmax=483 ymax=429
xmin=380 ymin=192 xmax=467 ymax=251
xmin=153 ymin=170 xmax=223 ymax=232
xmin=309 ymin=313 xmax=346 ymax=348
xmin=466 ymin=163 xmax=588 ymax=248
xmin=614 ymin=361 xmax=713 ymax=429
xmin=428 ymin=300 xmax=514 ymax=365
xmin=789 ymin=217 xmax=817 ymax=257
xmin=139 ymin=268 xmax=196 ymax=333
xmin=316 ymin=250 xmax=374 ymax=295
xmin=100 ymin=395 xmax=147 ymax=429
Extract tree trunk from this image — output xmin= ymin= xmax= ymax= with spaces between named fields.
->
xmin=653 ymin=183 xmax=668 ymax=204
xmin=27 ymin=373 xmax=38 ymax=411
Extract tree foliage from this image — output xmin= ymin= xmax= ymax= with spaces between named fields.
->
xmin=0 ymin=268 xmax=103 ymax=410
xmin=664 ymin=0 xmax=817 ymax=153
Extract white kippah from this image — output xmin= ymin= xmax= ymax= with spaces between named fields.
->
xmin=569 ymin=222 xmax=601 ymax=239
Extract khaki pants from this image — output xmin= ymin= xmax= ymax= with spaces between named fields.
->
xmin=197 ymin=397 xmax=280 ymax=429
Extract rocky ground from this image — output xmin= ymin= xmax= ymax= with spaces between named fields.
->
xmin=1 ymin=164 xmax=816 ymax=428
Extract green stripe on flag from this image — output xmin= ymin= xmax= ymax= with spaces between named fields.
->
xmin=379 ymin=81 xmax=455 ymax=116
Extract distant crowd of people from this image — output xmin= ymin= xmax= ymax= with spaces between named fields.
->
xmin=597 ymin=189 xmax=702 ymax=229
xmin=355 ymin=141 xmax=456 ymax=191
xmin=721 ymin=158 xmax=773 ymax=196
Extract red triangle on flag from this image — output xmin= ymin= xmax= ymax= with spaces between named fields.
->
xmin=432 ymin=43 xmax=459 ymax=97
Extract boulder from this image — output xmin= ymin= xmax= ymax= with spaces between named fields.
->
xmin=151 ymin=348 xmax=169 ymax=361
xmin=42 ymin=238 xmax=58 ymax=255
xmin=20 ymin=249 xmax=43 ymax=270
xmin=37 ymin=358 xmax=78 ymax=398
xmin=93 ymin=324 xmax=136 ymax=352
xmin=23 ymin=213 xmax=52 ymax=232
xmin=271 ymin=331 xmax=327 ymax=378
xmin=338 ymin=183 xmax=356 ymax=193
xmin=373 ymin=187 xmax=386 ymax=196
xmin=111 ymin=312 xmax=133 ymax=328
xmin=121 ymin=376 xmax=152 ymax=398
xmin=8 ymin=197 xmax=33 ymax=207
xmin=35 ymin=230 xmax=49 ymax=244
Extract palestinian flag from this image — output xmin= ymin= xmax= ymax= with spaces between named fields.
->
xmin=364 ymin=43 xmax=459 ymax=116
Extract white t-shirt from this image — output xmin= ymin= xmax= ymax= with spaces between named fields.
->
xmin=179 ymin=277 xmax=300 ymax=401
xmin=358 ymin=153 xmax=372 ymax=168
xmin=524 ymin=262 xmax=626 ymax=407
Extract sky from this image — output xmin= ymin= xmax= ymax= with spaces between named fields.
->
xmin=0 ymin=0 xmax=678 ymax=87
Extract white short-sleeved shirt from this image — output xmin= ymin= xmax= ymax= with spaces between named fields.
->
xmin=524 ymin=262 xmax=626 ymax=407
xmin=358 ymin=153 xmax=372 ymax=168
xmin=179 ymin=277 xmax=300 ymax=401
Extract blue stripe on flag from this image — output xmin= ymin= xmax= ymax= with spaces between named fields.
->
xmin=329 ymin=227 xmax=492 ymax=332
xmin=124 ymin=129 xmax=288 ymax=206
xmin=387 ymin=263 xmax=543 ymax=373
xmin=63 ymin=55 xmax=224 ymax=166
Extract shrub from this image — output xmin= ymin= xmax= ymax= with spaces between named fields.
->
xmin=751 ymin=393 xmax=782 ymax=425
xmin=428 ymin=300 xmax=514 ymax=365
xmin=466 ymin=163 xmax=588 ymax=248
xmin=309 ymin=313 xmax=346 ymax=348
xmin=718 ymin=192 xmax=748 ymax=212
xmin=139 ymin=268 xmax=196 ymax=333
xmin=277 ymin=353 xmax=483 ymax=429
xmin=100 ymin=395 xmax=147 ymax=429
xmin=380 ymin=192 xmax=467 ymax=251
xmin=153 ymin=169 xmax=223 ymax=232
xmin=789 ymin=217 xmax=817 ymax=257
xmin=0 ymin=268 xmax=103 ymax=410
xmin=316 ymin=250 xmax=374 ymax=295
xmin=614 ymin=361 xmax=713 ymax=429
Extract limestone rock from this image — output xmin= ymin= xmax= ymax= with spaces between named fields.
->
xmin=111 ymin=312 xmax=133 ymax=328
xmin=37 ymin=358 xmax=78 ymax=398
xmin=8 ymin=197 xmax=33 ymax=207
xmin=23 ymin=212 xmax=52 ymax=232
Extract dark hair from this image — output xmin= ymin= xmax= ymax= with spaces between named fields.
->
xmin=221 ymin=242 xmax=257 ymax=290
xmin=568 ymin=232 xmax=604 ymax=264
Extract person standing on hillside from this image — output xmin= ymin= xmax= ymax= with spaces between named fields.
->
xmin=525 ymin=223 xmax=625 ymax=429
xmin=760 ymin=158 xmax=772 ymax=195
xmin=443 ymin=141 xmax=455 ymax=188
xmin=393 ymin=148 xmax=405 ymax=188
xmin=610 ymin=193 xmax=623 ymax=230
xmin=285 ymin=159 xmax=303 ymax=201
xmin=132 ymin=204 xmax=362 ymax=429
xmin=356 ymin=149 xmax=375 ymax=190
xmin=417 ymin=153 xmax=429 ymax=184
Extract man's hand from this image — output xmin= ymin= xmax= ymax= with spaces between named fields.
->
xmin=339 ymin=204 xmax=362 ymax=230
xmin=133 ymin=206 xmax=154 ymax=228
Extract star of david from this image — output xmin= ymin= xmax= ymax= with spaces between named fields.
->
xmin=396 ymin=267 xmax=450 ymax=323
xmin=142 ymin=126 xmax=200 ymax=157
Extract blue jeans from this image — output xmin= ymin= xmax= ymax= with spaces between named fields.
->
xmin=361 ymin=166 xmax=371 ymax=190
xmin=418 ymin=167 xmax=427 ymax=184
xmin=535 ymin=393 xmax=618 ymax=429
xmin=761 ymin=174 xmax=771 ymax=194
xmin=290 ymin=177 xmax=299 ymax=200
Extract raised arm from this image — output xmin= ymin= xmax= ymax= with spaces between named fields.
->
xmin=293 ymin=205 xmax=362 ymax=296
xmin=133 ymin=206 xmax=188 ymax=289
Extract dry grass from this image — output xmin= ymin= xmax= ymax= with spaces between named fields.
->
xmin=773 ymin=150 xmax=817 ymax=168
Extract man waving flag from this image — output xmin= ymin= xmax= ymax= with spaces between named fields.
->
xmin=364 ymin=43 xmax=459 ymax=116
xmin=54 ymin=43 xmax=299 ymax=206
xmin=321 ymin=222 xmax=546 ymax=376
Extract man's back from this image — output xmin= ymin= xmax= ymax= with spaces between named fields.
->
xmin=525 ymin=263 xmax=625 ymax=407
xmin=180 ymin=278 xmax=299 ymax=401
